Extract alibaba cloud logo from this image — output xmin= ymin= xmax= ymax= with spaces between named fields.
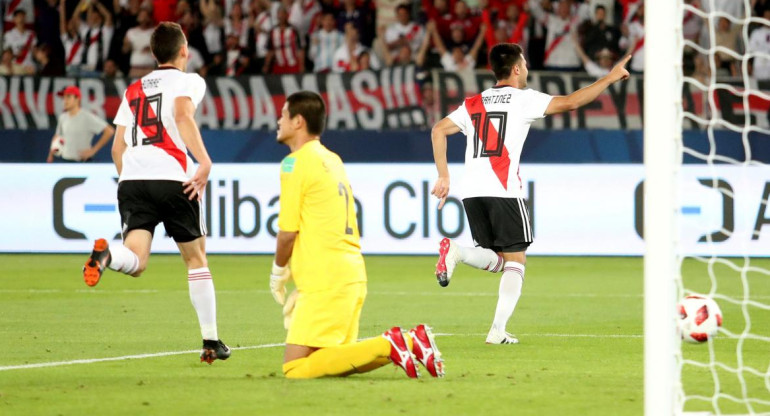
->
xmin=52 ymin=177 xmax=121 ymax=240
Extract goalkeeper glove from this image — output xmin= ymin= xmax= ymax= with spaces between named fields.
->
xmin=269 ymin=261 xmax=291 ymax=305
xmin=283 ymin=289 xmax=298 ymax=330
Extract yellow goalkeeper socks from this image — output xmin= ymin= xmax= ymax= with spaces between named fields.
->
xmin=283 ymin=335 xmax=413 ymax=379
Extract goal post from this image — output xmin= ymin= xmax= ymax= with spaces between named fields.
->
xmin=644 ymin=0 xmax=682 ymax=415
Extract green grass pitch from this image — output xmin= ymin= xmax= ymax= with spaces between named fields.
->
xmin=0 ymin=255 xmax=767 ymax=415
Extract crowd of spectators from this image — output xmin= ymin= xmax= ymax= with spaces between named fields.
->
xmin=0 ymin=0 xmax=768 ymax=80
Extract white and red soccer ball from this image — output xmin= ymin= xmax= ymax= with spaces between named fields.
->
xmin=677 ymin=295 xmax=723 ymax=343
xmin=50 ymin=135 xmax=65 ymax=156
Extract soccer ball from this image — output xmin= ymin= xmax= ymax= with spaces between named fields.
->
xmin=50 ymin=136 xmax=65 ymax=157
xmin=677 ymin=295 xmax=723 ymax=343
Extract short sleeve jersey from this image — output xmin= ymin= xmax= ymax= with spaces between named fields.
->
xmin=278 ymin=140 xmax=366 ymax=292
xmin=447 ymin=86 xmax=553 ymax=199
xmin=113 ymin=68 xmax=207 ymax=182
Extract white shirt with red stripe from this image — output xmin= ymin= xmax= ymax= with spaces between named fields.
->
xmin=61 ymin=32 xmax=84 ymax=66
xmin=4 ymin=27 xmax=35 ymax=66
xmin=543 ymin=14 xmax=579 ymax=68
xmin=267 ymin=26 xmax=302 ymax=68
xmin=446 ymin=85 xmax=553 ymax=199
xmin=78 ymin=24 xmax=114 ymax=71
xmin=113 ymin=68 xmax=207 ymax=183
xmin=253 ymin=11 xmax=271 ymax=58
xmin=2 ymin=0 xmax=33 ymax=31
xmin=384 ymin=22 xmax=425 ymax=59
xmin=626 ymin=21 xmax=644 ymax=72
xmin=288 ymin=0 xmax=321 ymax=40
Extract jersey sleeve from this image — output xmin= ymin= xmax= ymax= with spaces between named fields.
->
xmin=446 ymin=101 xmax=469 ymax=135
xmin=522 ymin=89 xmax=553 ymax=120
xmin=277 ymin=155 xmax=303 ymax=233
xmin=113 ymin=92 xmax=133 ymax=127
xmin=179 ymin=74 xmax=207 ymax=108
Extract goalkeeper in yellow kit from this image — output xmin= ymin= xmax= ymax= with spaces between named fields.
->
xmin=269 ymin=91 xmax=444 ymax=379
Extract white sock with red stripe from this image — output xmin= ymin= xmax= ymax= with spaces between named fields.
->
xmin=491 ymin=262 xmax=525 ymax=331
xmin=188 ymin=267 xmax=218 ymax=340
xmin=458 ymin=246 xmax=504 ymax=272
xmin=107 ymin=244 xmax=139 ymax=275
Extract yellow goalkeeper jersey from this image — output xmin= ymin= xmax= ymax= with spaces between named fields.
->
xmin=278 ymin=140 xmax=366 ymax=292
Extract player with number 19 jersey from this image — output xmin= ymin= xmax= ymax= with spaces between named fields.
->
xmin=446 ymin=86 xmax=552 ymax=199
xmin=113 ymin=68 xmax=207 ymax=182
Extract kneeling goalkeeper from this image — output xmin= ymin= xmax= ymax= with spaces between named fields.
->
xmin=269 ymin=91 xmax=443 ymax=379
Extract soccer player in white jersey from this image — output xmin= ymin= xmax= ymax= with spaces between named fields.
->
xmin=82 ymin=22 xmax=230 ymax=364
xmin=430 ymin=43 xmax=631 ymax=344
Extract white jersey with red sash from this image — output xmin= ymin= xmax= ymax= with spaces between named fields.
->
xmin=113 ymin=68 xmax=207 ymax=183
xmin=543 ymin=14 xmax=579 ymax=68
xmin=4 ymin=27 xmax=35 ymax=66
xmin=628 ymin=21 xmax=644 ymax=72
xmin=446 ymin=85 xmax=552 ymax=199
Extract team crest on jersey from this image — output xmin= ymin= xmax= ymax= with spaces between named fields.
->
xmin=281 ymin=157 xmax=296 ymax=173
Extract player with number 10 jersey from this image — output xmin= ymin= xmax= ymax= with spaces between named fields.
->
xmin=430 ymin=43 xmax=632 ymax=345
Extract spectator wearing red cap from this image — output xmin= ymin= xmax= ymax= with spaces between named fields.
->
xmin=47 ymin=86 xmax=115 ymax=163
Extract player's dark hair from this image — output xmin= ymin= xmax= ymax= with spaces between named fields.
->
xmin=595 ymin=5 xmax=606 ymax=13
xmin=287 ymin=91 xmax=326 ymax=136
xmin=151 ymin=22 xmax=186 ymax=65
xmin=488 ymin=43 xmax=523 ymax=81
xmin=396 ymin=3 xmax=410 ymax=13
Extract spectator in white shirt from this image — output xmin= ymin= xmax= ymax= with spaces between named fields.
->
xmin=59 ymin=0 xmax=83 ymax=74
xmin=310 ymin=11 xmax=344 ymax=72
xmin=530 ymin=0 xmax=581 ymax=70
xmin=573 ymin=32 xmax=613 ymax=77
xmin=225 ymin=1 xmax=250 ymax=47
xmin=427 ymin=19 xmax=485 ymax=72
xmin=383 ymin=3 xmax=425 ymax=61
xmin=3 ymin=9 xmax=36 ymax=68
xmin=0 ymin=47 xmax=31 ymax=75
xmin=122 ymin=8 xmax=155 ymax=77
xmin=748 ymin=8 xmax=770 ymax=80
xmin=77 ymin=0 xmax=114 ymax=74
xmin=332 ymin=23 xmax=380 ymax=72
xmin=620 ymin=2 xmax=644 ymax=73
xmin=201 ymin=0 xmax=226 ymax=56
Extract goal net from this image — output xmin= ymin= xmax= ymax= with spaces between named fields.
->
xmin=645 ymin=0 xmax=770 ymax=415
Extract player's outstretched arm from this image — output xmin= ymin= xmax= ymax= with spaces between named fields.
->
xmin=175 ymin=96 xmax=213 ymax=201
xmin=431 ymin=117 xmax=461 ymax=210
xmin=111 ymin=125 xmax=127 ymax=175
xmin=545 ymin=54 xmax=632 ymax=115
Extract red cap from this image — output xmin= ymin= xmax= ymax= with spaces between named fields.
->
xmin=57 ymin=85 xmax=81 ymax=98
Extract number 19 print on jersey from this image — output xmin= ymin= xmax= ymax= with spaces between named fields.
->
xmin=447 ymin=85 xmax=552 ymax=199
xmin=113 ymin=68 xmax=207 ymax=183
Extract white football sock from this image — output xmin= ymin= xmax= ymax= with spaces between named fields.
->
xmin=188 ymin=267 xmax=218 ymax=340
xmin=458 ymin=246 xmax=504 ymax=272
xmin=491 ymin=262 xmax=525 ymax=331
xmin=107 ymin=244 xmax=139 ymax=275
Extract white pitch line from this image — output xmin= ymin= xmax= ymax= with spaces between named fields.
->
xmin=435 ymin=333 xmax=643 ymax=339
xmin=0 ymin=343 xmax=284 ymax=372
xmin=6 ymin=289 xmax=768 ymax=300
xmin=0 ymin=333 xmax=644 ymax=372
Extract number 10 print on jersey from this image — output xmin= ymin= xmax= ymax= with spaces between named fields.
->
xmin=447 ymin=86 xmax=553 ymax=200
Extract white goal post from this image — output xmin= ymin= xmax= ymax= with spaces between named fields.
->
xmin=644 ymin=0 xmax=682 ymax=415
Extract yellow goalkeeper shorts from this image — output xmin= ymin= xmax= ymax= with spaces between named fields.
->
xmin=286 ymin=282 xmax=367 ymax=348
